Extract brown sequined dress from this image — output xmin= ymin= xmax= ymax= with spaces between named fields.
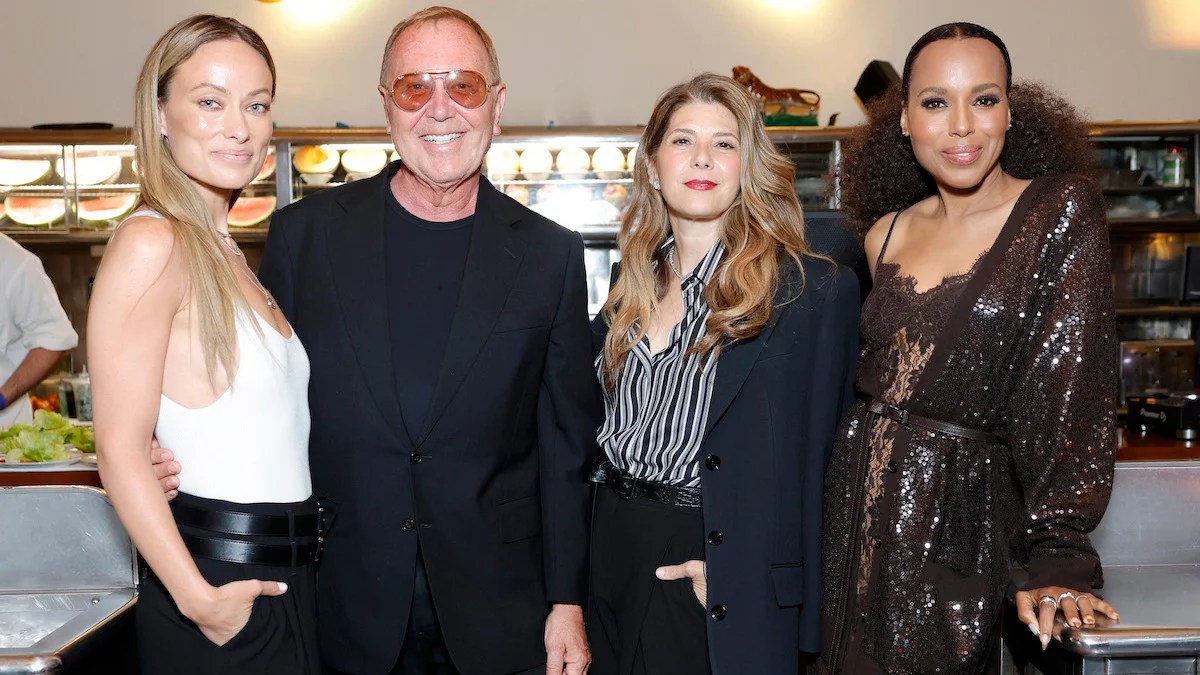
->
xmin=821 ymin=175 xmax=1118 ymax=674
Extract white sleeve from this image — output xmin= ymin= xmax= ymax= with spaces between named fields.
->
xmin=7 ymin=256 xmax=78 ymax=352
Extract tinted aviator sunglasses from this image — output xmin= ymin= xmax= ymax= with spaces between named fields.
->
xmin=387 ymin=69 xmax=498 ymax=111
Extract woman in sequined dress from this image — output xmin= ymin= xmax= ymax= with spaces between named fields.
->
xmin=820 ymin=22 xmax=1120 ymax=674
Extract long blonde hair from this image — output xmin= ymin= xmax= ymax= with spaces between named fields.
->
xmin=601 ymin=72 xmax=816 ymax=390
xmin=132 ymin=14 xmax=276 ymax=382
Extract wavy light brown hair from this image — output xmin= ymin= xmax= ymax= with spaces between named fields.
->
xmin=837 ymin=23 xmax=1098 ymax=230
xmin=601 ymin=72 xmax=817 ymax=390
xmin=133 ymin=14 xmax=275 ymax=382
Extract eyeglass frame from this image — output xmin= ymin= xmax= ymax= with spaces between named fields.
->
xmin=383 ymin=69 xmax=501 ymax=111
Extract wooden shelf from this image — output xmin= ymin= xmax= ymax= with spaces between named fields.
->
xmin=1116 ymin=305 xmax=1200 ymax=317
xmin=4 ymin=228 xmax=267 ymax=249
xmin=1108 ymin=216 xmax=1200 ymax=232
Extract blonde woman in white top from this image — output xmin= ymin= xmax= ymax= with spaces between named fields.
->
xmin=87 ymin=15 xmax=319 ymax=674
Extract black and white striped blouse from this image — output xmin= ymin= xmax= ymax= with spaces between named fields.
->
xmin=596 ymin=237 xmax=726 ymax=487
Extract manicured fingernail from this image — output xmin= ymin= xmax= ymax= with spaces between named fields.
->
xmin=277 ymin=582 xmax=288 ymax=592
xmin=1071 ymin=619 xmax=1081 ymax=628
xmin=1040 ymin=634 xmax=1050 ymax=649
xmin=1084 ymin=617 xmax=1094 ymax=625
xmin=1028 ymin=622 xmax=1040 ymax=636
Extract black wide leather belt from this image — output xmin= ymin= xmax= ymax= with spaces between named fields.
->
xmin=171 ymin=499 xmax=327 ymax=567
xmin=171 ymin=500 xmax=323 ymax=538
xmin=588 ymin=459 xmax=702 ymax=508
xmin=179 ymin=532 xmax=321 ymax=567
xmin=866 ymin=398 xmax=1007 ymax=444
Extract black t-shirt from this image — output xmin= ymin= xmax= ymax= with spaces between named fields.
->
xmin=384 ymin=190 xmax=473 ymax=439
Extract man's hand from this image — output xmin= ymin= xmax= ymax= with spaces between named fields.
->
xmin=149 ymin=438 xmax=181 ymax=500
xmin=545 ymin=603 xmax=589 ymax=675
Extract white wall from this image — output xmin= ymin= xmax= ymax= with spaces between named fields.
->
xmin=2 ymin=0 xmax=1198 ymax=130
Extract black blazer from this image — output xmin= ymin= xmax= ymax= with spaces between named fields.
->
xmin=259 ymin=164 xmax=599 ymax=675
xmin=592 ymin=256 xmax=859 ymax=674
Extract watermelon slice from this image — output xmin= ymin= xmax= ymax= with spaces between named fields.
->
xmin=0 ymin=158 xmax=52 ymax=186
xmin=79 ymin=194 xmax=138 ymax=222
xmin=55 ymin=155 xmax=123 ymax=185
xmin=4 ymin=196 xmax=66 ymax=226
xmin=228 ymin=196 xmax=276 ymax=227
xmin=253 ymin=154 xmax=275 ymax=183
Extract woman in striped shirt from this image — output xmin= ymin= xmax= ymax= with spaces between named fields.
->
xmin=586 ymin=72 xmax=861 ymax=675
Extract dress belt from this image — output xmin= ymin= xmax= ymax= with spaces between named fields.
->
xmin=170 ymin=500 xmax=323 ymax=538
xmin=587 ymin=458 xmax=702 ymax=508
xmin=170 ymin=499 xmax=327 ymax=567
xmin=179 ymin=532 xmax=322 ymax=567
xmin=865 ymin=398 xmax=1007 ymax=444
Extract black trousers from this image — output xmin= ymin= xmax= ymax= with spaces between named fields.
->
xmin=389 ymin=550 xmax=460 ymax=675
xmin=136 ymin=493 xmax=321 ymax=675
xmin=588 ymin=485 xmax=712 ymax=675
xmin=323 ymin=550 xmax=544 ymax=675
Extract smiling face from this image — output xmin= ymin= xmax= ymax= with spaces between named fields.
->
xmin=379 ymin=18 xmax=506 ymax=190
xmin=901 ymin=37 xmax=1012 ymax=191
xmin=158 ymin=39 xmax=274 ymax=200
xmin=649 ymin=102 xmax=742 ymax=232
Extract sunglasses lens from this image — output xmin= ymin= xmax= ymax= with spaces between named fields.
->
xmin=391 ymin=70 xmax=490 ymax=111
xmin=444 ymin=70 xmax=488 ymax=108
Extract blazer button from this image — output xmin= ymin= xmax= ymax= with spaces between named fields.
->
xmin=707 ymin=530 xmax=724 ymax=546
xmin=710 ymin=604 xmax=727 ymax=621
xmin=410 ymin=451 xmax=423 ymax=464
xmin=402 ymin=518 xmax=416 ymax=531
xmin=886 ymin=460 xmax=898 ymax=473
xmin=705 ymin=455 xmax=721 ymax=471
xmin=872 ymin=537 xmax=883 ymax=549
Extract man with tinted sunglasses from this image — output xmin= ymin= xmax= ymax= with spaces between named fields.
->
xmin=155 ymin=6 xmax=598 ymax=675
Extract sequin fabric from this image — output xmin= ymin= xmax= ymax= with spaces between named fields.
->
xmin=821 ymin=175 xmax=1117 ymax=674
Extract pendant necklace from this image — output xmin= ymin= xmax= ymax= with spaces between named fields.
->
xmin=666 ymin=247 xmax=684 ymax=280
xmin=216 ymin=230 xmax=278 ymax=310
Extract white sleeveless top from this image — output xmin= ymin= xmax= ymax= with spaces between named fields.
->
xmin=121 ymin=210 xmax=313 ymax=503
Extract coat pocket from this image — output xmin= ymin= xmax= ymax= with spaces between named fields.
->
xmin=499 ymin=494 xmax=543 ymax=543
xmin=492 ymin=309 xmax=549 ymax=333
xmin=770 ymin=562 xmax=806 ymax=607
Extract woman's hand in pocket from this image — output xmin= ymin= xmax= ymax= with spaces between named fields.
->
xmin=656 ymin=560 xmax=707 ymax=606
xmin=183 ymin=579 xmax=287 ymax=646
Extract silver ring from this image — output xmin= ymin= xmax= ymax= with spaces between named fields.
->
xmin=1074 ymin=593 xmax=1092 ymax=602
xmin=1038 ymin=595 xmax=1058 ymax=609
xmin=1057 ymin=591 xmax=1076 ymax=604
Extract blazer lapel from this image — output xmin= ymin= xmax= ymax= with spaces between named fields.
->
xmin=414 ymin=178 xmax=525 ymax=446
xmin=325 ymin=166 xmax=410 ymax=446
xmin=703 ymin=264 xmax=798 ymax=437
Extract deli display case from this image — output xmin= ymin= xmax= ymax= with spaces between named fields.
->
xmin=0 ymin=486 xmax=137 ymax=674
xmin=4 ymin=122 xmax=1198 ymax=323
xmin=0 ymin=125 xmax=843 ymax=302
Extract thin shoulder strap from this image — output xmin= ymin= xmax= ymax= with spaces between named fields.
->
xmin=874 ymin=211 xmax=902 ymax=269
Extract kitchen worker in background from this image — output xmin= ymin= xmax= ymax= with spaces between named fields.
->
xmin=0 ymin=231 xmax=77 ymax=428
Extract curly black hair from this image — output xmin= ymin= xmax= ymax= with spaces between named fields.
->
xmin=835 ymin=82 xmax=1099 ymax=231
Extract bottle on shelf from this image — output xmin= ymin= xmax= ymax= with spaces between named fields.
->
xmin=74 ymin=366 xmax=92 ymax=422
xmin=1162 ymin=146 xmax=1186 ymax=187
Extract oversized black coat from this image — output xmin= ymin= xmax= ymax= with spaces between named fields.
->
xmin=592 ymin=256 xmax=860 ymax=673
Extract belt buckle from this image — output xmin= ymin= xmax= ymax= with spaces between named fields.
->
xmin=314 ymin=504 xmax=327 ymax=564
xmin=609 ymin=473 xmax=635 ymax=500
xmin=884 ymin=403 xmax=909 ymax=425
